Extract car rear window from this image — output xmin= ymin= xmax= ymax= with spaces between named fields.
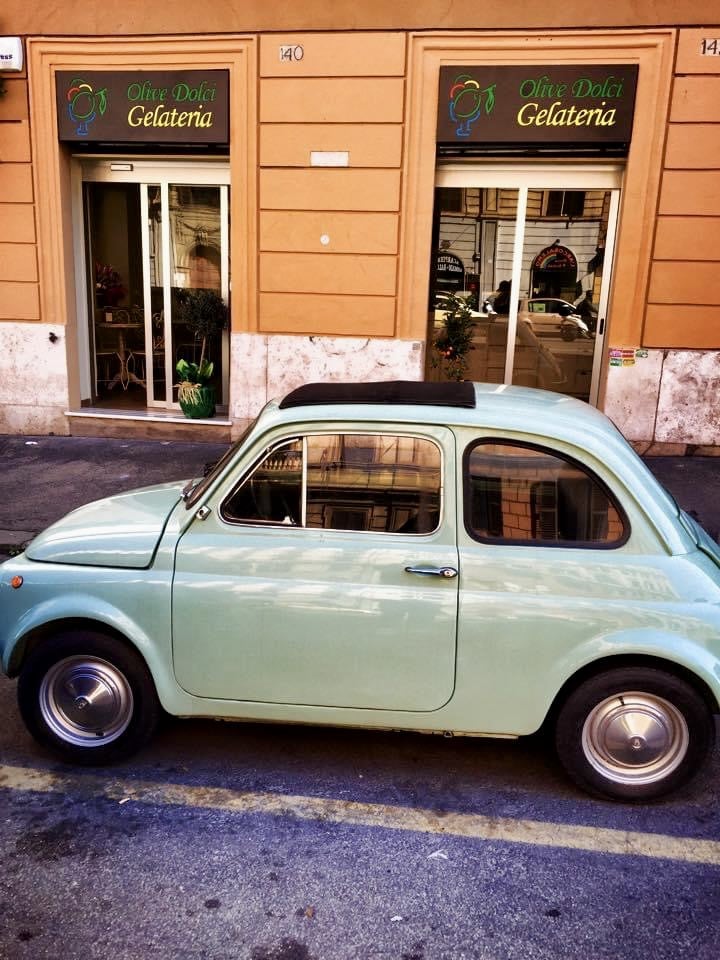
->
xmin=464 ymin=440 xmax=628 ymax=547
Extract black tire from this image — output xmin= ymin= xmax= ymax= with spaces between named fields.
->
xmin=554 ymin=667 xmax=715 ymax=801
xmin=560 ymin=323 xmax=577 ymax=342
xmin=18 ymin=630 xmax=160 ymax=765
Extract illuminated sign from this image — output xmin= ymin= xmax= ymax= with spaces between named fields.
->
xmin=437 ymin=65 xmax=638 ymax=148
xmin=55 ymin=70 xmax=229 ymax=144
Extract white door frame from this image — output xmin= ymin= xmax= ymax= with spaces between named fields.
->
xmin=71 ymin=156 xmax=231 ymax=409
xmin=435 ymin=162 xmax=623 ymax=406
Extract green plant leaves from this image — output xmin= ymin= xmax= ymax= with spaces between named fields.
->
xmin=433 ymin=292 xmax=476 ymax=381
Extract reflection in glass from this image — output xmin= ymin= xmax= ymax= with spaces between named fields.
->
xmin=514 ymin=188 xmax=610 ymax=401
xmin=168 ymin=185 xmax=224 ymax=401
xmin=223 ymin=434 xmax=442 ymax=534
xmin=429 ymin=186 xmax=517 ymax=386
xmin=466 ymin=441 xmax=625 ymax=545
xmin=428 ymin=185 xmax=611 ymax=403
xmin=306 ymin=435 xmax=441 ymax=533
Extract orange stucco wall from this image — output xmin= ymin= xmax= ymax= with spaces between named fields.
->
xmin=0 ymin=75 xmax=37 ymax=322
xmin=2 ymin=16 xmax=720 ymax=362
xmin=258 ymin=33 xmax=405 ymax=338
xmin=645 ymin=29 xmax=720 ymax=349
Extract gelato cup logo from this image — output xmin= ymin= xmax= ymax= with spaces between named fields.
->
xmin=66 ymin=78 xmax=108 ymax=137
xmin=449 ymin=75 xmax=496 ymax=138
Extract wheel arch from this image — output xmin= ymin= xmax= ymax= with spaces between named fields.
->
xmin=544 ymin=653 xmax=720 ymax=731
xmin=7 ymin=617 xmax=149 ymax=679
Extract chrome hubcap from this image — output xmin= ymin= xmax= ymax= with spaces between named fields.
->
xmin=39 ymin=656 xmax=134 ymax=747
xmin=582 ymin=691 xmax=689 ymax=786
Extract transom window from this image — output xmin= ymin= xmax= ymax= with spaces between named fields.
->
xmin=465 ymin=440 xmax=627 ymax=547
xmin=222 ymin=434 xmax=442 ymax=535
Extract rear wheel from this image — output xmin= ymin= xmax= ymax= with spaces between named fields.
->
xmin=554 ymin=667 xmax=715 ymax=801
xmin=18 ymin=630 xmax=160 ymax=764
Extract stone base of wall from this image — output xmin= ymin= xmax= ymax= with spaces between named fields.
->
xmin=4 ymin=328 xmax=720 ymax=456
xmin=229 ymin=332 xmax=425 ymax=424
xmin=0 ymin=324 xmax=70 ymax=435
xmin=604 ymin=348 xmax=720 ymax=453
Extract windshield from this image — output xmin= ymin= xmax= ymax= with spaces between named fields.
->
xmin=183 ymin=417 xmax=259 ymax=508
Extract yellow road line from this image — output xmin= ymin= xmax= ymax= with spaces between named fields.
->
xmin=1 ymin=762 xmax=719 ymax=866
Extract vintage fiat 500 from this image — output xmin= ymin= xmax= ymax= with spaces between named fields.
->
xmin=1 ymin=381 xmax=719 ymax=801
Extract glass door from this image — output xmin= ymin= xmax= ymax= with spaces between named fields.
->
xmin=430 ymin=164 xmax=622 ymax=404
xmin=75 ymin=159 xmax=230 ymax=412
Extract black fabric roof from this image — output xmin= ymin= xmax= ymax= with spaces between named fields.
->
xmin=279 ymin=380 xmax=476 ymax=410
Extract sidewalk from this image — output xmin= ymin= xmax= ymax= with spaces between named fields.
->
xmin=0 ymin=434 xmax=719 ymax=559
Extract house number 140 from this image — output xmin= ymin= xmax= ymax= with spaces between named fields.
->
xmin=279 ymin=45 xmax=305 ymax=62
xmin=700 ymin=39 xmax=720 ymax=56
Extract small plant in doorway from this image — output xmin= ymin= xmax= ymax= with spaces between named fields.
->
xmin=175 ymin=358 xmax=216 ymax=419
xmin=432 ymin=292 xmax=476 ymax=381
xmin=174 ymin=288 xmax=228 ymax=418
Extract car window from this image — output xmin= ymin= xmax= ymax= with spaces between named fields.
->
xmin=464 ymin=440 xmax=628 ymax=547
xmin=223 ymin=433 xmax=442 ymax=534
xmin=222 ymin=438 xmax=303 ymax=525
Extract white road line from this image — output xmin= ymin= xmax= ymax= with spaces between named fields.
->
xmin=1 ymin=762 xmax=718 ymax=866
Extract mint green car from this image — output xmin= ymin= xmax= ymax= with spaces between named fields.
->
xmin=2 ymin=381 xmax=719 ymax=801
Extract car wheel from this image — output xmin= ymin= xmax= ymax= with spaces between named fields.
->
xmin=560 ymin=324 xmax=577 ymax=341
xmin=18 ymin=630 xmax=160 ymax=764
xmin=554 ymin=667 xmax=715 ymax=801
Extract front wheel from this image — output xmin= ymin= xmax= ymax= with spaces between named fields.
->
xmin=18 ymin=630 xmax=160 ymax=764
xmin=554 ymin=667 xmax=715 ymax=801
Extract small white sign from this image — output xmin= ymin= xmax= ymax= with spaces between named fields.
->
xmin=310 ymin=151 xmax=349 ymax=167
xmin=0 ymin=37 xmax=23 ymax=72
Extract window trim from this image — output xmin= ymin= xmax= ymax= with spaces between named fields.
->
xmin=462 ymin=437 xmax=630 ymax=549
xmin=220 ymin=429 xmax=446 ymax=537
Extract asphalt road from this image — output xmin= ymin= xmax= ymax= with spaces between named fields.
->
xmin=1 ymin=678 xmax=720 ymax=960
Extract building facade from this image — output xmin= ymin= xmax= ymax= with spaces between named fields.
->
xmin=1 ymin=3 xmax=719 ymax=448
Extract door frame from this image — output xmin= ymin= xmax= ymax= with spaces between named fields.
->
xmin=434 ymin=162 xmax=623 ymax=405
xmin=71 ymin=156 xmax=231 ymax=409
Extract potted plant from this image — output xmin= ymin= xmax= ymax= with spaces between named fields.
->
xmin=174 ymin=288 xmax=228 ymax=418
xmin=432 ymin=291 xmax=476 ymax=381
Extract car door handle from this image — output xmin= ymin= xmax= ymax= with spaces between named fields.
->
xmin=405 ymin=565 xmax=458 ymax=579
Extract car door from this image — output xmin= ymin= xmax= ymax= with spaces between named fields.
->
xmin=171 ymin=426 xmax=459 ymax=712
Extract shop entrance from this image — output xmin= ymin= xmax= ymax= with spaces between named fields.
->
xmin=428 ymin=164 xmax=622 ymax=404
xmin=73 ymin=159 xmax=230 ymax=413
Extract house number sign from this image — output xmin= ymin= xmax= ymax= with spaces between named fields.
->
xmin=279 ymin=45 xmax=304 ymax=63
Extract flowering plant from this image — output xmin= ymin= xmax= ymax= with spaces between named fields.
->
xmin=95 ymin=263 xmax=125 ymax=305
